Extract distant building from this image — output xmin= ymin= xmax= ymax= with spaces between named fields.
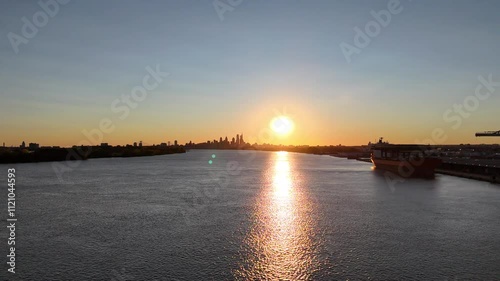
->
xmin=28 ymin=143 xmax=40 ymax=151
xmin=160 ymin=143 xmax=167 ymax=147
xmin=236 ymin=134 xmax=240 ymax=145
xmin=100 ymin=143 xmax=109 ymax=147
xmin=134 ymin=142 xmax=138 ymax=147
xmin=174 ymin=140 xmax=178 ymax=146
xmin=240 ymin=134 xmax=245 ymax=145
xmin=139 ymin=141 xmax=143 ymax=147
xmin=21 ymin=141 xmax=26 ymax=149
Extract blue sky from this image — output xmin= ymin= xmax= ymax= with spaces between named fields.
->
xmin=1 ymin=0 xmax=499 ymax=146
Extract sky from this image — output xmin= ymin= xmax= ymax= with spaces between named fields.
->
xmin=1 ymin=0 xmax=499 ymax=147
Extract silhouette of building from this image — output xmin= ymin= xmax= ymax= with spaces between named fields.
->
xmin=240 ymin=134 xmax=245 ymax=145
xmin=231 ymin=137 xmax=235 ymax=145
xmin=139 ymin=141 xmax=143 ymax=147
xmin=21 ymin=141 xmax=26 ymax=149
xmin=100 ymin=143 xmax=109 ymax=147
xmin=160 ymin=143 xmax=167 ymax=147
xmin=236 ymin=134 xmax=240 ymax=145
xmin=134 ymin=142 xmax=138 ymax=147
xmin=28 ymin=143 xmax=39 ymax=151
xmin=174 ymin=140 xmax=178 ymax=146
xmin=224 ymin=136 xmax=228 ymax=144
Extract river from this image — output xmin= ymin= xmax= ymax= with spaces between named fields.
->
xmin=1 ymin=150 xmax=499 ymax=280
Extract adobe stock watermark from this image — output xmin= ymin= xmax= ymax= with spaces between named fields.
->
xmin=340 ymin=0 xmax=410 ymax=63
xmin=213 ymin=0 xmax=243 ymax=21
xmin=7 ymin=0 xmax=70 ymax=54
xmin=383 ymin=74 xmax=499 ymax=191
xmin=442 ymin=74 xmax=499 ymax=130
xmin=51 ymin=65 xmax=169 ymax=182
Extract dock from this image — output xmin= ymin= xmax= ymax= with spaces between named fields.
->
xmin=438 ymin=158 xmax=500 ymax=183
xmin=355 ymin=157 xmax=500 ymax=183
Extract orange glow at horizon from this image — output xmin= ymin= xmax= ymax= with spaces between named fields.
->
xmin=3 ymin=94 xmax=499 ymax=147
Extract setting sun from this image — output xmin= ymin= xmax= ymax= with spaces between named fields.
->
xmin=270 ymin=116 xmax=295 ymax=136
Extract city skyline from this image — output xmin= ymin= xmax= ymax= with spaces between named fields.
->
xmin=4 ymin=133 xmax=249 ymax=148
xmin=1 ymin=1 xmax=500 ymax=146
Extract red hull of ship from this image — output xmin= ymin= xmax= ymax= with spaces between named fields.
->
xmin=371 ymin=157 xmax=442 ymax=178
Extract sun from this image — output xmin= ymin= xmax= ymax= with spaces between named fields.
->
xmin=270 ymin=116 xmax=294 ymax=136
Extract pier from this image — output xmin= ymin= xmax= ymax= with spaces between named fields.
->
xmin=355 ymin=157 xmax=500 ymax=183
xmin=438 ymin=158 xmax=500 ymax=183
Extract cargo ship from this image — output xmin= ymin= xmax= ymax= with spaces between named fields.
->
xmin=370 ymin=138 xmax=442 ymax=178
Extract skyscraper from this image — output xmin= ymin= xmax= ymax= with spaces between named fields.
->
xmin=236 ymin=134 xmax=240 ymax=145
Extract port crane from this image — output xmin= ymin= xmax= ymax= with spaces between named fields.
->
xmin=475 ymin=130 xmax=500 ymax=137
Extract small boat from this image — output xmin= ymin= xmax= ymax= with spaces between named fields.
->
xmin=370 ymin=138 xmax=442 ymax=178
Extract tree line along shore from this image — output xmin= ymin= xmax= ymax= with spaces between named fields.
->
xmin=0 ymin=145 xmax=186 ymax=164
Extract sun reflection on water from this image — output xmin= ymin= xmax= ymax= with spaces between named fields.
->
xmin=273 ymin=153 xmax=292 ymax=201
xmin=235 ymin=151 xmax=321 ymax=280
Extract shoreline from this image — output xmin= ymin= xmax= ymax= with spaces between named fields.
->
xmin=435 ymin=169 xmax=499 ymax=184
xmin=353 ymin=158 xmax=500 ymax=184
xmin=0 ymin=146 xmax=186 ymax=164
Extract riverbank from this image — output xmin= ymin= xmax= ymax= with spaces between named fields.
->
xmin=435 ymin=169 xmax=499 ymax=183
xmin=353 ymin=157 xmax=500 ymax=184
xmin=0 ymin=146 xmax=186 ymax=164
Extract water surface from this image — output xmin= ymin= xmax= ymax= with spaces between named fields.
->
xmin=1 ymin=150 xmax=499 ymax=280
